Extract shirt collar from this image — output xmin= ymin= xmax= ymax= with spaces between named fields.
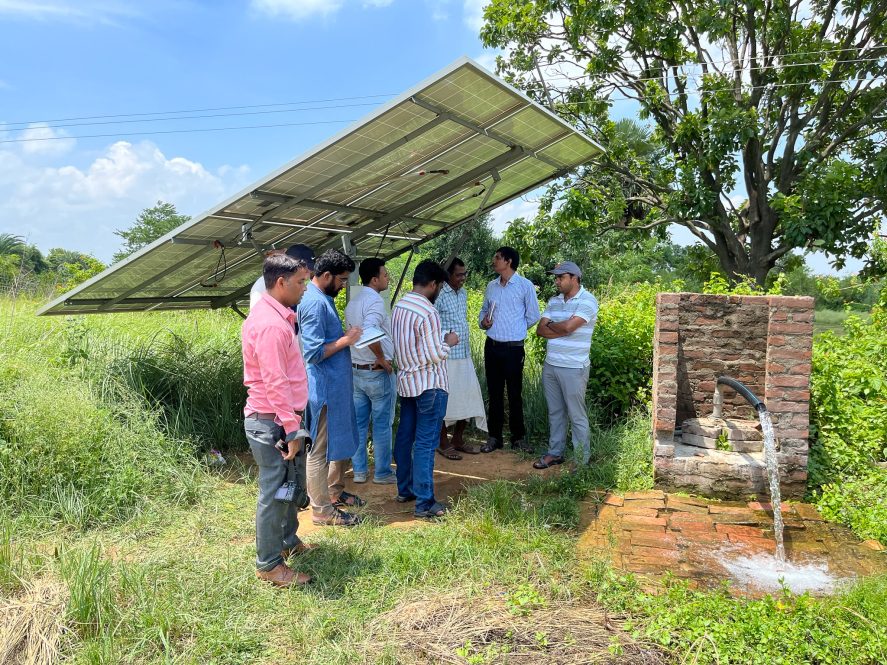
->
xmin=308 ymin=280 xmax=335 ymax=304
xmin=558 ymin=286 xmax=585 ymax=303
xmin=260 ymin=291 xmax=296 ymax=324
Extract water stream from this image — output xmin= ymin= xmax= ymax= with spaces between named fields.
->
xmin=758 ymin=409 xmax=786 ymax=563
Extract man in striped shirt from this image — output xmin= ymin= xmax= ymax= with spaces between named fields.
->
xmin=533 ymin=261 xmax=599 ymax=469
xmin=478 ymin=246 xmax=541 ymax=453
xmin=391 ymin=260 xmax=458 ymax=519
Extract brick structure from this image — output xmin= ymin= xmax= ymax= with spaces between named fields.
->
xmin=652 ymin=293 xmax=813 ymax=499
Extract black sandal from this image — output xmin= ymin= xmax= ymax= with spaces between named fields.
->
xmin=533 ymin=455 xmax=564 ymax=469
xmin=395 ymin=493 xmax=416 ymax=503
xmin=331 ymin=491 xmax=365 ymax=508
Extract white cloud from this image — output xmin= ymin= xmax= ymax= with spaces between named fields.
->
xmin=251 ymin=0 xmax=393 ymax=21
xmin=462 ymin=0 xmax=487 ymax=32
xmin=473 ymin=51 xmax=499 ymax=73
xmin=488 ymin=195 xmax=540 ymax=235
xmin=0 ymin=0 xmax=139 ymax=25
xmin=0 ymin=140 xmax=251 ymax=261
xmin=19 ymin=123 xmax=76 ymax=157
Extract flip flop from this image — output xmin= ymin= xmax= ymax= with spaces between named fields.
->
xmin=454 ymin=443 xmax=482 ymax=455
xmin=533 ymin=455 xmax=564 ymax=469
xmin=436 ymin=446 xmax=463 ymax=460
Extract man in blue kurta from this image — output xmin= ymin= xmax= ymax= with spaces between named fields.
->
xmin=298 ymin=249 xmax=364 ymax=527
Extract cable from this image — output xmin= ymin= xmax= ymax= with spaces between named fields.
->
xmin=0 ymin=118 xmax=358 ymax=144
xmin=2 ymin=93 xmax=396 ymax=128
xmin=8 ymin=101 xmax=383 ymax=132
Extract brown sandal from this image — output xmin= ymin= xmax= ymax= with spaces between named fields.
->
xmin=436 ymin=446 xmax=463 ymax=460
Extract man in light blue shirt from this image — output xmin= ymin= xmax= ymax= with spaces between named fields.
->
xmin=533 ymin=261 xmax=598 ymax=469
xmin=344 ymin=257 xmax=397 ymax=484
xmin=477 ymin=246 xmax=541 ymax=453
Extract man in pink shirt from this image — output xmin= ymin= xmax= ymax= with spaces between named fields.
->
xmin=242 ymin=253 xmax=311 ymax=587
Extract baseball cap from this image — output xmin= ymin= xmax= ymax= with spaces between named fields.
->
xmin=548 ymin=261 xmax=582 ymax=277
xmin=285 ymin=244 xmax=316 ymax=271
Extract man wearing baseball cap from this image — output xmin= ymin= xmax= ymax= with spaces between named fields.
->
xmin=250 ymin=244 xmax=316 ymax=310
xmin=533 ymin=261 xmax=598 ymax=469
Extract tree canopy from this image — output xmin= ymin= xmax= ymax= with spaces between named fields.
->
xmin=113 ymin=201 xmax=190 ymax=263
xmin=482 ymin=0 xmax=887 ymax=284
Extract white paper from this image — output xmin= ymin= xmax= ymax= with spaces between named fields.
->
xmin=354 ymin=326 xmax=387 ymax=349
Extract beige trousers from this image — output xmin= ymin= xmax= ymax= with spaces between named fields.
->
xmin=306 ymin=406 xmax=347 ymax=518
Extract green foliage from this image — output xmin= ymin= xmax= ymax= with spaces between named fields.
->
xmin=113 ymin=200 xmax=190 ymax=263
xmin=45 ymin=248 xmax=106 ymax=291
xmin=481 ymin=0 xmax=887 ymax=284
xmin=809 ymin=302 xmax=887 ymax=543
xmin=586 ymin=284 xmax=657 ymax=415
xmin=419 ymin=214 xmax=500 ymax=289
xmin=585 ymin=565 xmax=887 ymax=664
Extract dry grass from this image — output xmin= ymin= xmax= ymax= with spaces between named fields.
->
xmin=0 ymin=579 xmax=69 ymax=665
xmin=365 ymin=587 xmax=667 ymax=665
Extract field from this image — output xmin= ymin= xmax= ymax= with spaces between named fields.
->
xmin=2 ymin=295 xmax=886 ymax=664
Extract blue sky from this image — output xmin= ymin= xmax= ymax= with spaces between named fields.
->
xmin=0 ymin=0 xmax=857 ymax=274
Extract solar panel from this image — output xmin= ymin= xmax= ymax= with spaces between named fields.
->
xmin=38 ymin=57 xmax=602 ymax=316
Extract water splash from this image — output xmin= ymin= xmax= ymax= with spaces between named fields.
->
xmin=758 ymin=409 xmax=786 ymax=563
xmin=717 ymin=548 xmax=841 ymax=594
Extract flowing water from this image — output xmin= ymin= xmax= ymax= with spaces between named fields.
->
xmin=758 ymin=409 xmax=786 ymax=563
xmin=716 ymin=547 xmax=840 ymax=594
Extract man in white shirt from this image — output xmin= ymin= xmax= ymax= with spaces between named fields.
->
xmin=344 ymin=257 xmax=397 ymax=484
xmin=533 ymin=261 xmax=598 ymax=469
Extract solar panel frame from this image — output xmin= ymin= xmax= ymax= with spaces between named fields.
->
xmin=38 ymin=57 xmax=602 ymax=316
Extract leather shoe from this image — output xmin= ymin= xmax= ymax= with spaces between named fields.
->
xmin=480 ymin=437 xmax=503 ymax=453
xmin=256 ymin=563 xmax=311 ymax=587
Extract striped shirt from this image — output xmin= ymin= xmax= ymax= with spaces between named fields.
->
xmin=392 ymin=291 xmax=450 ymax=397
xmin=434 ymin=282 xmax=470 ymax=360
xmin=542 ymin=287 xmax=599 ymax=369
xmin=478 ymin=272 xmax=541 ymax=342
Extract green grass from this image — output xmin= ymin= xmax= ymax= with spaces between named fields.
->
xmin=814 ymin=308 xmax=871 ymax=335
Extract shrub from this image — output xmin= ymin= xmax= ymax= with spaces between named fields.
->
xmin=809 ymin=292 xmax=887 ymax=544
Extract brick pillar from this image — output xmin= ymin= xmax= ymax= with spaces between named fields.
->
xmin=764 ymin=296 xmax=814 ymax=498
xmin=652 ymin=293 xmax=681 ymax=458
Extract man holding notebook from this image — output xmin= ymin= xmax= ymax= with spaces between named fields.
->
xmin=345 ymin=257 xmax=397 ymax=485
xmin=478 ymin=246 xmax=541 ymax=454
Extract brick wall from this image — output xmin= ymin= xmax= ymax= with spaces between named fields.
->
xmin=652 ymin=293 xmax=813 ymax=498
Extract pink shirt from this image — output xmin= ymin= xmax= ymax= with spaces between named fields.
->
xmin=242 ymin=292 xmax=308 ymax=435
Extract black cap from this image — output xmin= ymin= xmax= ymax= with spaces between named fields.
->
xmin=285 ymin=244 xmax=315 ymax=271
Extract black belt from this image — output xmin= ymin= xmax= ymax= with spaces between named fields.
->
xmin=246 ymin=412 xmax=277 ymax=420
xmin=486 ymin=338 xmax=524 ymax=348
xmin=352 ymin=363 xmax=384 ymax=370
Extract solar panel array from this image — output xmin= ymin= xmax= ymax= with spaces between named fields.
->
xmin=39 ymin=58 xmax=601 ymax=316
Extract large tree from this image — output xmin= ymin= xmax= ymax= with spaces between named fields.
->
xmin=113 ymin=201 xmax=190 ymax=263
xmin=482 ymin=0 xmax=887 ymax=284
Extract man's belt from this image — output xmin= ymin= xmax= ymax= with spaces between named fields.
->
xmin=352 ymin=363 xmax=384 ymax=371
xmin=245 ymin=412 xmax=277 ymax=420
xmin=486 ymin=338 xmax=524 ymax=348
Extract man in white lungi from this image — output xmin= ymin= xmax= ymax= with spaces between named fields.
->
xmin=435 ymin=257 xmax=487 ymax=459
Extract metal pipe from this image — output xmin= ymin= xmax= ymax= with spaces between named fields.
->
xmin=713 ymin=376 xmax=766 ymax=418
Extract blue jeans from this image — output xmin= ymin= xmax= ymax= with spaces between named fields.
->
xmin=245 ymin=418 xmax=302 ymax=572
xmin=351 ymin=369 xmax=396 ymax=480
xmin=394 ymin=389 xmax=449 ymax=512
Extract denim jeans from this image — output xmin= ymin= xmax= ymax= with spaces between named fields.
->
xmin=351 ymin=369 xmax=396 ymax=480
xmin=245 ymin=418 xmax=302 ymax=572
xmin=394 ymin=388 xmax=449 ymax=512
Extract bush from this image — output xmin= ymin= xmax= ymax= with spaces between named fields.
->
xmin=809 ymin=294 xmax=887 ymax=544
xmin=586 ymin=284 xmax=657 ymax=417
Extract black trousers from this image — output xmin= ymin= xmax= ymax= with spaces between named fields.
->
xmin=484 ymin=338 xmax=526 ymax=442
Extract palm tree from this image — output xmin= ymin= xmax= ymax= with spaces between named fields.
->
xmin=0 ymin=234 xmax=26 ymax=257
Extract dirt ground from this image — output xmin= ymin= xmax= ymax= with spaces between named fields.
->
xmin=295 ymin=443 xmax=558 ymax=536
